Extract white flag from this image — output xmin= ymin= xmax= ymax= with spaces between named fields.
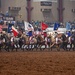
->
xmin=24 ymin=21 xmax=34 ymax=31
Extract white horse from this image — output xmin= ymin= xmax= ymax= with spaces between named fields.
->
xmin=47 ymin=31 xmax=62 ymax=50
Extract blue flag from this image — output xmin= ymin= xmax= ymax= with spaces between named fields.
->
xmin=66 ymin=31 xmax=71 ymax=37
xmin=54 ymin=23 xmax=60 ymax=30
xmin=66 ymin=22 xmax=71 ymax=31
xmin=28 ymin=31 xmax=33 ymax=37
xmin=7 ymin=23 xmax=13 ymax=33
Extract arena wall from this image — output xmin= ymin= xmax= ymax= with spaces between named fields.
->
xmin=1 ymin=0 xmax=75 ymax=23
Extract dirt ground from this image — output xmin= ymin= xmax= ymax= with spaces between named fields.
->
xmin=0 ymin=50 xmax=75 ymax=75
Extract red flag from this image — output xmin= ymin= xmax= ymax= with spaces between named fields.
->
xmin=12 ymin=26 xmax=18 ymax=37
xmin=41 ymin=22 xmax=48 ymax=30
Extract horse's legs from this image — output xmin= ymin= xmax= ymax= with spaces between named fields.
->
xmin=30 ymin=44 xmax=33 ymax=51
xmin=37 ymin=43 xmax=41 ymax=51
xmin=42 ymin=44 xmax=46 ymax=50
xmin=0 ymin=44 xmax=2 ymax=52
xmin=26 ymin=44 xmax=30 ymax=50
xmin=34 ymin=43 xmax=37 ymax=50
xmin=50 ymin=43 xmax=55 ymax=51
xmin=7 ymin=45 xmax=10 ymax=52
xmin=32 ymin=44 xmax=35 ymax=51
xmin=5 ymin=43 xmax=10 ymax=52
xmin=56 ymin=44 xmax=60 ymax=51
xmin=36 ymin=44 xmax=39 ymax=50
xmin=47 ymin=42 xmax=50 ymax=50
xmin=15 ymin=44 xmax=18 ymax=52
xmin=35 ymin=42 xmax=39 ymax=51
xmin=22 ymin=44 xmax=25 ymax=51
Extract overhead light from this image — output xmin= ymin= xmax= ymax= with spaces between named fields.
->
xmin=33 ymin=0 xmax=57 ymax=2
xmin=70 ymin=0 xmax=75 ymax=1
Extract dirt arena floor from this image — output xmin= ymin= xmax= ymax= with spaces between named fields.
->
xmin=0 ymin=49 xmax=75 ymax=75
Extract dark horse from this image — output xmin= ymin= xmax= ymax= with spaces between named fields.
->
xmin=36 ymin=35 xmax=46 ymax=50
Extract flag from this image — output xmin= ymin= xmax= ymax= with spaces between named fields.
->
xmin=24 ymin=21 xmax=34 ymax=31
xmin=66 ymin=22 xmax=71 ymax=31
xmin=7 ymin=23 xmax=13 ymax=33
xmin=66 ymin=31 xmax=71 ymax=37
xmin=28 ymin=31 xmax=33 ymax=37
xmin=12 ymin=26 xmax=19 ymax=37
xmin=41 ymin=22 xmax=48 ymax=30
xmin=54 ymin=23 xmax=60 ymax=30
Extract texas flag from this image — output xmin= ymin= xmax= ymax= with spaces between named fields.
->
xmin=12 ymin=26 xmax=19 ymax=37
xmin=41 ymin=22 xmax=48 ymax=30
xmin=8 ymin=23 xmax=13 ymax=33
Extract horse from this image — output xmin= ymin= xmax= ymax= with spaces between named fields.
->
xmin=36 ymin=34 xmax=47 ymax=50
xmin=18 ymin=34 xmax=30 ymax=51
xmin=2 ymin=32 xmax=12 ymax=52
xmin=49 ymin=32 xmax=63 ymax=51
